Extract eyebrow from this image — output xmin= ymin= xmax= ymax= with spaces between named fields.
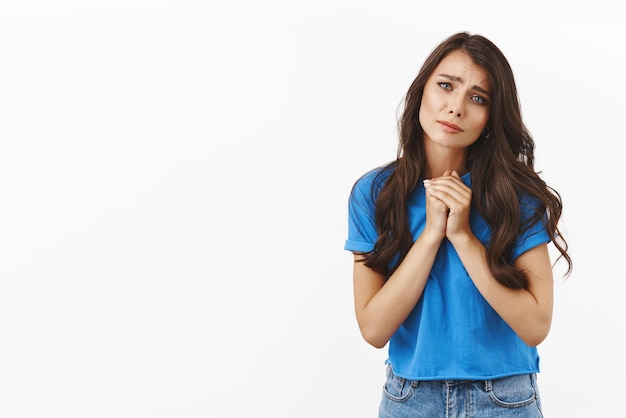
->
xmin=437 ymin=73 xmax=491 ymax=97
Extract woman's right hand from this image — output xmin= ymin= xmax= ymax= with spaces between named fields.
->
xmin=422 ymin=169 xmax=452 ymax=241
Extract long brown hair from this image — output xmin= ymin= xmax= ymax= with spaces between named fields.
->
xmin=358 ymin=32 xmax=572 ymax=288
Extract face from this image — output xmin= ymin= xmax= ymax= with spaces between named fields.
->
xmin=418 ymin=49 xmax=491 ymax=151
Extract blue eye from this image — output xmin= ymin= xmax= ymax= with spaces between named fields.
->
xmin=471 ymin=95 xmax=488 ymax=105
xmin=438 ymin=82 xmax=452 ymax=90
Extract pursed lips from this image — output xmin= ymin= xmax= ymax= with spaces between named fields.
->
xmin=438 ymin=120 xmax=463 ymax=133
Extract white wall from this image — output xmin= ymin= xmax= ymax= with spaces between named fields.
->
xmin=0 ymin=1 xmax=621 ymax=416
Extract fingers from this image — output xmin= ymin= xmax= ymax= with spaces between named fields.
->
xmin=423 ymin=170 xmax=471 ymax=211
xmin=423 ymin=170 xmax=466 ymax=194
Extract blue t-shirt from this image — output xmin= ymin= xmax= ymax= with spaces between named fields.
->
xmin=344 ymin=167 xmax=551 ymax=380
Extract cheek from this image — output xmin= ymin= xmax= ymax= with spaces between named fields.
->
xmin=418 ymin=91 xmax=437 ymax=125
xmin=473 ymin=111 xmax=489 ymax=131
xmin=418 ymin=106 xmax=425 ymax=127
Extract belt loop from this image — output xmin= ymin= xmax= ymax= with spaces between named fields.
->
xmin=483 ymin=379 xmax=493 ymax=392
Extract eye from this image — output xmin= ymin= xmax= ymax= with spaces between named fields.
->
xmin=438 ymin=82 xmax=452 ymax=90
xmin=470 ymin=95 xmax=488 ymax=105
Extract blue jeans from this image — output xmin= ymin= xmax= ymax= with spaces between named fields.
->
xmin=379 ymin=365 xmax=543 ymax=418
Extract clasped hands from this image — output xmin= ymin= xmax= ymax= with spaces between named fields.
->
xmin=422 ymin=169 xmax=472 ymax=242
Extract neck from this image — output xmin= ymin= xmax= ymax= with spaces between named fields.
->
xmin=422 ymin=137 xmax=470 ymax=178
xmin=423 ymin=152 xmax=468 ymax=179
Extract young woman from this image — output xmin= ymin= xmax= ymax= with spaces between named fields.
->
xmin=344 ymin=32 xmax=572 ymax=417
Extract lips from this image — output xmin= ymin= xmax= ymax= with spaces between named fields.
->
xmin=438 ymin=120 xmax=463 ymax=133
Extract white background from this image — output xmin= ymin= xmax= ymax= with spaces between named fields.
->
xmin=0 ymin=1 xmax=622 ymax=417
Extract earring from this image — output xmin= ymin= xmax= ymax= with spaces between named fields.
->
xmin=481 ymin=127 xmax=490 ymax=139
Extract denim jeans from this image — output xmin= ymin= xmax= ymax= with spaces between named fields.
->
xmin=379 ymin=365 xmax=543 ymax=418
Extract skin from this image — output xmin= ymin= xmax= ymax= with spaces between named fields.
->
xmin=353 ymin=50 xmax=554 ymax=349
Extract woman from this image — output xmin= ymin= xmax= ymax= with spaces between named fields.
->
xmin=344 ymin=32 xmax=572 ymax=417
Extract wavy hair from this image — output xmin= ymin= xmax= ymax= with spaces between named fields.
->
xmin=358 ymin=32 xmax=572 ymax=288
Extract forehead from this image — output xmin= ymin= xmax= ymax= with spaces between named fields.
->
xmin=432 ymin=50 xmax=491 ymax=91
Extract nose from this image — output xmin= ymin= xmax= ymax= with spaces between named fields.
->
xmin=448 ymin=94 xmax=465 ymax=118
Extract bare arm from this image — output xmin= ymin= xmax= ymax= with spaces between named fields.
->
xmin=425 ymin=170 xmax=554 ymax=346
xmin=352 ymin=232 xmax=441 ymax=348
xmin=450 ymin=237 xmax=554 ymax=346
xmin=352 ymin=174 xmax=451 ymax=349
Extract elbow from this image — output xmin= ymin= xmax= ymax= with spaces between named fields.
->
xmin=521 ymin=334 xmax=546 ymax=348
xmin=366 ymin=338 xmax=388 ymax=350
xmin=359 ymin=325 xmax=389 ymax=349
xmin=520 ymin=321 xmax=552 ymax=347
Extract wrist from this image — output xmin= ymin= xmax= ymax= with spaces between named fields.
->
xmin=419 ymin=227 xmax=446 ymax=246
xmin=447 ymin=230 xmax=476 ymax=249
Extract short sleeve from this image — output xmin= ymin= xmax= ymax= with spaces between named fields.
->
xmin=510 ymin=196 xmax=551 ymax=260
xmin=344 ymin=170 xmax=382 ymax=253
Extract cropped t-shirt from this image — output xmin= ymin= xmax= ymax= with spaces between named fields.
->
xmin=344 ymin=167 xmax=551 ymax=380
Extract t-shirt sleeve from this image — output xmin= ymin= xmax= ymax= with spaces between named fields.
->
xmin=510 ymin=196 xmax=551 ymax=260
xmin=344 ymin=175 xmax=378 ymax=253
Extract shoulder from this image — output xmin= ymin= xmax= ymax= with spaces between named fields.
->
xmin=518 ymin=192 xmax=545 ymax=220
xmin=350 ymin=163 xmax=394 ymax=201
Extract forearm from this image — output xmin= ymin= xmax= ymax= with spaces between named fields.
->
xmin=450 ymin=234 xmax=553 ymax=346
xmin=356 ymin=232 xmax=442 ymax=348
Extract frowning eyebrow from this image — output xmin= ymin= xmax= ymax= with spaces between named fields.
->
xmin=437 ymin=73 xmax=491 ymax=97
